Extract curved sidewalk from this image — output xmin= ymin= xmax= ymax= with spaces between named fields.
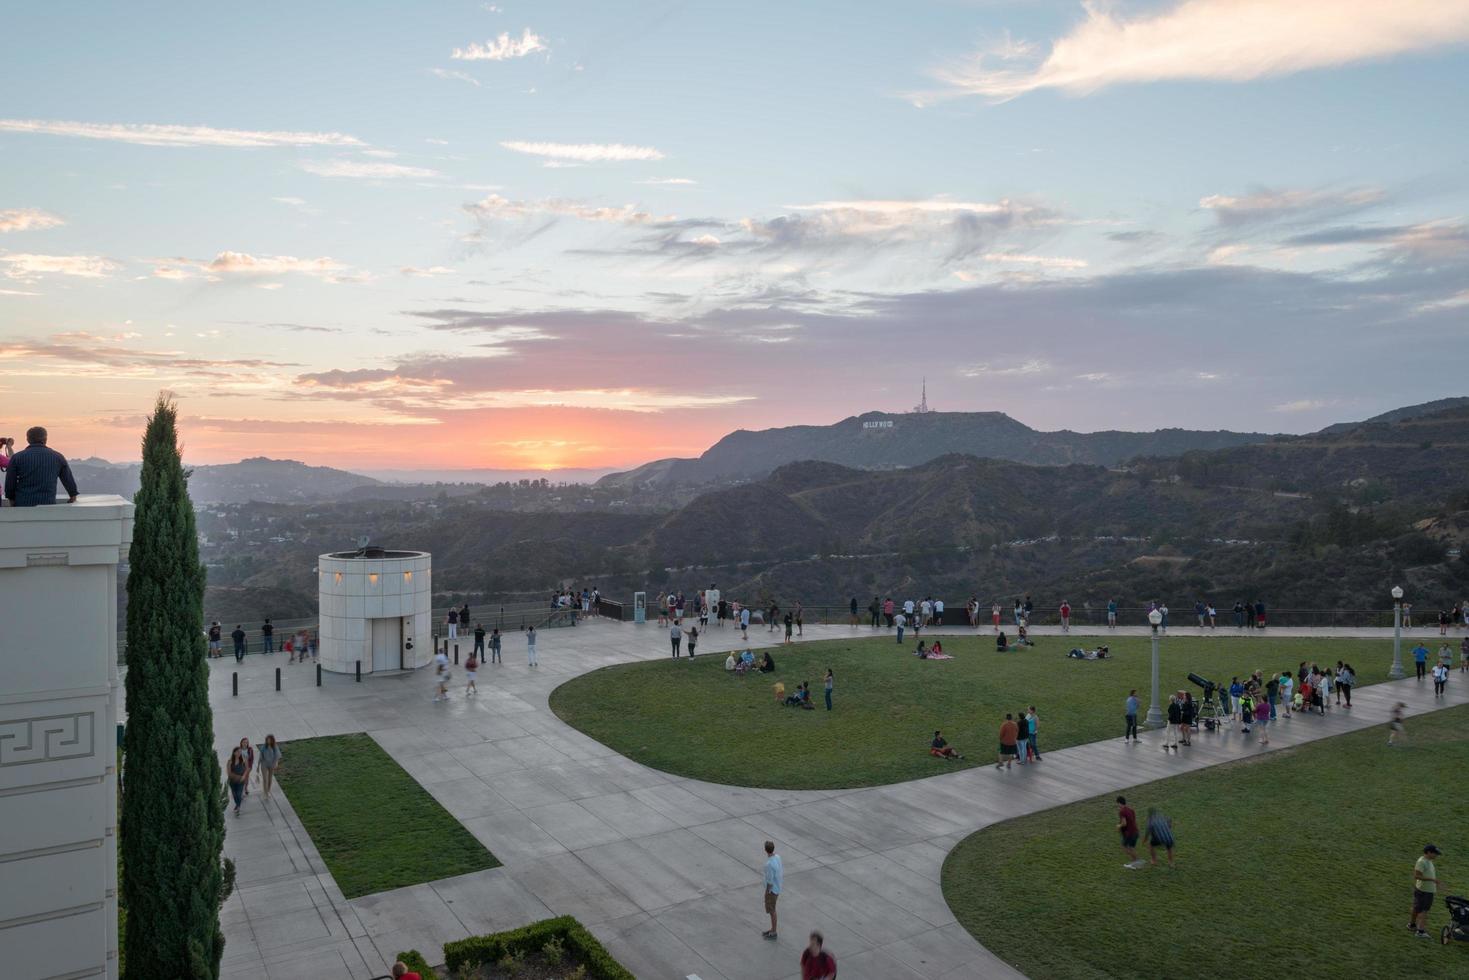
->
xmin=196 ymin=620 xmax=1466 ymax=980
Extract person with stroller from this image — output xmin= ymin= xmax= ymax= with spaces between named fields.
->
xmin=1409 ymin=844 xmax=1442 ymax=939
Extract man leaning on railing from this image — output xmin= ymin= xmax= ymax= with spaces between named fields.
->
xmin=2 ymin=426 xmax=79 ymax=506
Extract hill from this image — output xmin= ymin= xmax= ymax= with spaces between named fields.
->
xmin=596 ymin=410 xmax=1275 ymax=489
xmin=69 ymin=456 xmax=382 ymax=504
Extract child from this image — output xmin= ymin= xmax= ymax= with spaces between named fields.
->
xmin=464 ymin=652 xmax=478 ymax=696
xmin=1388 ymin=703 xmax=1406 ymax=746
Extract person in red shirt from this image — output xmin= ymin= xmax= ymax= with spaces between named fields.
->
xmin=391 ymin=962 xmax=421 ymax=980
xmin=1116 ymin=795 xmax=1142 ymax=868
xmin=800 ymin=930 xmax=837 ymax=979
xmin=1059 ymin=600 xmax=1071 ymax=632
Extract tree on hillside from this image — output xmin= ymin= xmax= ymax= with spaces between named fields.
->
xmin=121 ymin=395 xmax=231 ymax=978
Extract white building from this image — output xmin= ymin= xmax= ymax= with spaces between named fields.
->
xmin=0 ymin=495 xmax=131 ymax=980
xmin=317 ymin=548 xmax=432 ymax=674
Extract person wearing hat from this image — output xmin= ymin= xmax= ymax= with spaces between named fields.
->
xmin=1410 ymin=844 xmax=1442 ymax=938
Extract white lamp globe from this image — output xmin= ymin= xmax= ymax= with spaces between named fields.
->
xmin=1391 ymin=585 xmax=1404 ymax=601
xmin=1148 ymin=609 xmax=1163 ymax=627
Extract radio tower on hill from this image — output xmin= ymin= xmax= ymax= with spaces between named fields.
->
xmin=912 ymin=377 xmax=932 ymax=414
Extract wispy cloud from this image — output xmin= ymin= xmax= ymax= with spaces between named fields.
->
xmin=465 ymin=193 xmax=666 ymax=226
xmin=0 ymin=208 xmax=65 ymax=233
xmin=427 ymin=67 xmax=481 ymax=87
xmin=959 ymin=359 xmax=1051 ymax=379
xmin=300 ymin=159 xmax=442 ymax=179
xmin=0 ymin=118 xmax=362 ymax=148
xmin=637 ymin=177 xmax=697 ymax=186
xmin=400 ymin=265 xmax=456 ymax=277
xmin=452 ymin=28 xmax=548 ymax=61
xmin=982 ymin=252 xmax=1087 ymax=269
xmin=2 ymin=253 xmax=117 ymax=279
xmin=500 ymin=140 xmax=665 ymax=162
xmin=927 ymin=0 xmax=1469 ymax=101
xmin=1273 ymin=398 xmax=1334 ymax=413
xmin=1199 ymin=187 xmax=1384 ymax=226
xmin=151 ymin=251 xmax=356 ymax=282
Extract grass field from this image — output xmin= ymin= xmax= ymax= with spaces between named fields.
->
xmin=275 ymin=733 xmax=499 ymax=898
xmin=548 ymin=633 xmax=1389 ymax=789
xmin=942 ymin=703 xmax=1469 ymax=979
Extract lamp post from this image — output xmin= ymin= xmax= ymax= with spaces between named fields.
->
xmin=1389 ymin=585 xmax=1405 ymax=679
xmin=1146 ymin=608 xmax=1165 ymax=728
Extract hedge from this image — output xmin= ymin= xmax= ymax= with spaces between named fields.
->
xmin=395 ymin=949 xmax=438 ymax=980
xmin=442 ymin=915 xmax=633 ymax=980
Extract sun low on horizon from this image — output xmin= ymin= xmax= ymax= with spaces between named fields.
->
xmin=3 ymin=1 xmax=1468 ymax=471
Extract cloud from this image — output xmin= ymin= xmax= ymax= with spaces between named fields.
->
xmin=0 ymin=208 xmax=65 ymax=233
xmin=1199 ymin=187 xmax=1384 ymax=226
xmin=982 ymin=252 xmax=1088 ymax=269
xmin=451 ymin=28 xmax=548 ymax=61
xmin=959 ymin=359 xmax=1051 ymax=379
xmin=0 ymin=118 xmax=362 ymax=148
xmin=1 ymin=252 xmax=117 ymax=279
xmin=427 ymin=68 xmax=481 ymax=87
xmin=500 ymin=140 xmax=665 ymax=162
xmin=637 ymin=177 xmax=697 ymax=185
xmin=300 ymin=159 xmax=442 ymax=179
xmin=928 ymin=0 xmax=1469 ymax=101
xmin=1273 ymin=399 xmax=1333 ymax=413
xmin=0 ymin=334 xmax=295 ymax=387
xmin=400 ymin=265 xmax=456 ymax=277
xmin=151 ymin=251 xmax=356 ymax=282
xmin=464 ymin=192 xmax=665 ymax=226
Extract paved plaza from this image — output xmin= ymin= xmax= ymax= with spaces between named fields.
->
xmin=150 ymin=620 xmax=1465 ymax=980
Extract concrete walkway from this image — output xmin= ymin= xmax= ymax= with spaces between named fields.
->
xmin=177 ymin=620 xmax=1467 ymax=980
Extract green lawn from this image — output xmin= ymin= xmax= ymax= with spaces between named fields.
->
xmin=943 ymin=703 xmax=1469 ymax=979
xmin=548 ymin=633 xmax=1390 ymax=789
xmin=275 ymin=733 xmax=499 ymax=898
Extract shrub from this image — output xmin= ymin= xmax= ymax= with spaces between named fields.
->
xmin=442 ymin=916 xmax=634 ymax=980
xmin=394 ymin=949 xmax=438 ymax=980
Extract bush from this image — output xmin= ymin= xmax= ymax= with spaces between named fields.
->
xmin=394 ymin=949 xmax=438 ymax=980
xmin=442 ymin=916 xmax=633 ymax=980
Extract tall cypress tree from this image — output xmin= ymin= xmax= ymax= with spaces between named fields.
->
xmin=121 ymin=395 xmax=228 ymax=978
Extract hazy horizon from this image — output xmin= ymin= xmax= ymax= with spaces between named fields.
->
xmin=5 ymin=2 xmax=1467 ymax=468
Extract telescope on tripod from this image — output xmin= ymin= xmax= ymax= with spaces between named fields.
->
xmin=1187 ymin=672 xmax=1229 ymax=730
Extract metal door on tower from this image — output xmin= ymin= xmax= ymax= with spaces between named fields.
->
xmin=370 ymin=616 xmax=402 ymax=672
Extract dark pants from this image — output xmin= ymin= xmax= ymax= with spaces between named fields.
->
xmin=884 ymin=613 xmax=894 ymax=627
xmin=490 ymin=646 xmax=501 ymax=663
xmin=825 ymin=689 xmax=832 ymax=710
xmin=671 ymin=638 xmax=681 ymax=657
xmin=475 ymin=638 xmax=485 ymax=655
xmin=1435 ymin=679 xmax=1446 ymax=695
xmin=870 ymin=612 xmax=880 ymax=627
xmin=263 ymin=635 xmax=273 ymax=653
xmin=1416 ymin=661 xmax=1426 ymax=679
xmin=688 ymin=645 xmax=696 ymax=658
xmin=1341 ymin=684 xmax=1351 ymax=706
xmin=234 ymin=642 xmax=245 ymax=662
xmin=1125 ymin=714 xmax=1138 ymax=739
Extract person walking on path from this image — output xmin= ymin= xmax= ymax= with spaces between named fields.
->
xmin=740 ymin=605 xmax=751 ymax=640
xmin=1389 ymin=703 xmax=1407 ymax=746
xmin=1338 ymin=662 xmax=1355 ymax=707
xmin=236 ymin=737 xmax=255 ymax=795
xmin=1026 ymin=705 xmax=1041 ymax=761
xmin=525 ymin=625 xmax=538 ymax=667
xmin=895 ymin=611 xmax=907 ymax=645
xmin=670 ymin=621 xmax=683 ymax=658
xmin=226 ymin=747 xmax=248 ymax=817
xmin=489 ymin=627 xmax=502 ymax=664
xmin=433 ymin=649 xmax=451 ymax=702
xmin=231 ymin=624 xmax=246 ymax=662
xmin=824 ymin=669 xmax=834 ymax=710
xmin=1432 ymin=659 xmax=1449 ymax=697
xmin=258 ymin=735 xmax=281 ymax=802
xmin=1124 ymin=690 xmax=1140 ymax=742
xmin=1144 ymin=807 xmax=1176 ymax=868
xmin=1409 ymin=844 xmax=1443 ymax=939
xmin=1117 ymin=796 xmax=1144 ymax=869
xmin=687 ymin=624 xmax=698 ymax=658
xmin=997 ymin=713 xmax=1020 ymax=769
xmin=762 ymin=841 xmax=783 ymax=941
xmin=464 ymin=651 xmax=478 ymax=696
xmin=800 ymin=931 xmax=837 ymax=980
xmin=1413 ymin=642 xmax=1429 ymax=680
xmin=1164 ymin=695 xmax=1182 ymax=751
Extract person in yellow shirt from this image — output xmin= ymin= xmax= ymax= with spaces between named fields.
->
xmin=1410 ymin=844 xmax=1442 ymax=938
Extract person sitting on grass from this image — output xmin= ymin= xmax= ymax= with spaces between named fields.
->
xmin=996 ymin=630 xmax=1009 ymax=652
xmin=930 ymin=730 xmax=962 ymax=759
xmin=1016 ymin=622 xmax=1033 ymax=646
xmin=798 ymin=682 xmax=815 ymax=709
xmin=915 ymin=640 xmax=928 ymax=658
xmin=758 ymin=651 xmax=776 ymax=673
xmin=930 ymin=640 xmax=944 ymax=657
xmin=725 ymin=652 xmax=737 ymax=672
xmin=774 ymin=680 xmax=786 ymax=703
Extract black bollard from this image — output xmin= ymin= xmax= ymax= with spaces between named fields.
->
xmin=275 ymin=667 xmax=281 ymax=692
xmin=316 ymin=663 xmax=322 ymax=687
xmin=355 ymin=660 xmax=361 ymax=682
xmin=232 ymin=672 xmax=238 ymax=697
xmin=454 ymin=643 xmax=459 ymax=664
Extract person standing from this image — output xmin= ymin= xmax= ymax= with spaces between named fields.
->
xmin=260 ymin=618 xmax=274 ymax=654
xmin=1409 ymin=844 xmax=1442 ymax=939
xmin=1338 ymin=662 xmax=1355 ymax=707
xmin=997 ymin=713 xmax=1019 ymax=769
xmin=1107 ymin=598 xmax=1117 ymax=629
xmin=1254 ymin=599 xmax=1267 ymax=629
xmin=1117 ymin=796 xmax=1143 ymax=869
xmin=447 ymin=606 xmax=459 ymax=639
xmin=762 ymin=841 xmax=782 ymax=941
xmin=1412 ymin=642 xmax=1429 ymax=680
xmin=1144 ymin=807 xmax=1176 ymax=868
xmin=1013 ymin=710 xmax=1030 ymax=766
xmin=894 ymin=610 xmax=906 ymax=644
xmin=800 ymin=931 xmax=837 ymax=980
xmin=670 ymin=621 xmax=683 ymax=658
xmin=1254 ymin=695 xmax=1271 ymax=745
xmin=525 ymin=625 xmax=538 ymax=666
xmin=795 ymin=602 xmax=804 ymax=636
xmin=464 ymin=650 xmax=478 ymax=696
xmin=226 ymin=747 xmax=248 ymax=817
xmin=783 ymin=611 xmax=794 ymax=644
xmin=1163 ymin=695 xmax=1182 ymax=751
xmin=824 ymin=669 xmax=834 ymax=711
xmin=461 ymin=603 xmax=471 ymax=633
xmin=208 ymin=621 xmax=222 ymax=659
xmin=1432 ymin=659 xmax=1449 ymax=697
xmin=489 ymin=627 xmax=502 ymax=665
xmin=473 ymin=623 xmax=486 ymax=659
xmin=3 ymin=426 xmax=79 ymax=505
xmin=883 ymin=596 xmax=895 ymax=628
xmin=258 ymin=735 xmax=281 ymax=801
xmin=1026 ymin=705 xmax=1042 ymax=761
xmin=849 ymin=595 xmax=859 ymax=627
xmin=932 ymin=597 xmax=944 ymax=626
xmin=1124 ymin=690 xmax=1140 ymax=742
xmin=993 ymin=602 xmax=1003 ymax=632
xmin=869 ymin=596 xmax=881 ymax=629
xmin=1059 ymin=600 xmax=1071 ymax=633
xmin=740 ymin=604 xmax=751 ymax=640
xmin=231 ymin=624 xmax=246 ymax=662
xmin=687 ymin=624 xmax=698 ymax=658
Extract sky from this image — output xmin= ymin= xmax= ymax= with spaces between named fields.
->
xmin=2 ymin=0 xmax=1468 ymax=471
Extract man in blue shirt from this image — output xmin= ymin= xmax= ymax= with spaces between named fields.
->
xmin=762 ymin=840 xmax=783 ymax=941
xmin=3 ymin=427 xmax=79 ymax=506
xmin=1413 ymin=643 xmax=1430 ymax=680
xmin=1124 ymin=690 xmax=1140 ymax=742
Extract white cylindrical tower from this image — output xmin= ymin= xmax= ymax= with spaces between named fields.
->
xmin=317 ymin=548 xmax=432 ymax=674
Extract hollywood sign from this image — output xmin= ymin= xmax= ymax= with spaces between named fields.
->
xmin=863 ymin=420 xmax=894 ymax=429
